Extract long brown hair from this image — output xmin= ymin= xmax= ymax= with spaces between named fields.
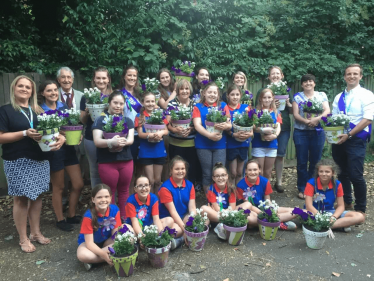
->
xmin=91 ymin=66 xmax=113 ymax=95
xmin=157 ymin=68 xmax=175 ymax=101
xmin=212 ymin=162 xmax=236 ymax=197
xmin=314 ymin=159 xmax=340 ymax=195
xmin=119 ymin=65 xmax=141 ymax=101
xmin=192 ymin=67 xmax=210 ymax=92
xmin=226 ymin=84 xmax=242 ymax=105
xmin=10 ymin=75 xmax=43 ymax=114
xmin=89 ymin=184 xmax=112 ymax=232
xmin=256 ymin=88 xmax=277 ymax=114
xmin=37 ymin=80 xmax=59 ymax=106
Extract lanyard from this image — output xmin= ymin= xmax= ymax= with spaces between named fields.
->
xmin=342 ymin=90 xmax=353 ymax=114
xmin=20 ymin=106 xmax=33 ymax=129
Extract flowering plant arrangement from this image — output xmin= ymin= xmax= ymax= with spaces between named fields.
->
xmin=266 ymin=81 xmax=291 ymax=96
xmin=301 ymin=98 xmax=323 ymax=113
xmin=166 ymin=105 xmax=192 ymax=121
xmin=206 ymin=107 xmax=227 ymax=123
xmin=319 ymin=114 xmax=350 ymax=128
xmin=240 ymin=90 xmax=253 ymax=105
xmin=102 ymin=114 xmax=129 ymax=134
xmin=233 ymin=109 xmax=258 ymax=127
xmin=83 ymin=87 xmax=108 ymax=104
xmin=292 ymin=207 xmax=335 ymax=232
xmin=185 ymin=208 xmax=209 ymax=233
xmin=254 ymin=109 xmax=274 ymax=126
xmin=108 ymin=224 xmax=137 ymax=256
xmin=145 ymin=108 xmax=166 ymax=124
xmin=215 ymin=77 xmax=225 ymax=90
xmin=139 ymin=225 xmax=176 ymax=248
xmin=171 ymin=60 xmax=196 ymax=75
xmin=257 ymin=199 xmax=280 ymax=223
xmin=141 ymin=78 xmax=160 ymax=94
xmin=37 ymin=110 xmax=64 ymax=130
xmin=60 ymin=108 xmax=81 ymax=126
xmin=218 ymin=206 xmax=251 ymax=227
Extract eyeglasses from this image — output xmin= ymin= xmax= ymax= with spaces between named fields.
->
xmin=136 ymin=184 xmax=150 ymax=190
xmin=213 ymin=174 xmax=228 ymax=178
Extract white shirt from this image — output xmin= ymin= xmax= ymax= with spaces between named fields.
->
xmin=60 ymin=88 xmax=76 ymax=110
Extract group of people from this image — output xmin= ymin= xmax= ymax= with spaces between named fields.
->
xmin=0 ymin=64 xmax=372 ymax=270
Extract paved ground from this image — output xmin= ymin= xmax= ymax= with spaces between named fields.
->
xmin=0 ymin=165 xmax=373 ymax=281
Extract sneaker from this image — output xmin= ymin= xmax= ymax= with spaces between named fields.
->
xmin=56 ymin=220 xmax=74 ymax=231
xmin=84 ymin=263 xmax=92 ymax=271
xmin=214 ymin=223 xmax=227 ymax=239
xmin=279 ymin=221 xmax=297 ymax=231
xmin=170 ymin=237 xmax=184 ymax=250
xmin=66 ymin=215 xmax=82 ymax=224
xmin=342 ymin=227 xmax=351 ymax=233
xmin=274 ymin=184 xmax=284 ymax=193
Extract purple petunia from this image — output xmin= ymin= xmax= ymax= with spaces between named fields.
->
xmin=188 ymin=61 xmax=191 ymax=67
xmin=287 ymin=87 xmax=291 ymax=92
xmin=264 ymin=208 xmax=273 ymax=217
xmin=244 ymin=209 xmax=251 ymax=215
xmin=201 ymin=80 xmax=209 ymax=85
xmin=307 ymin=101 xmax=313 ymax=107
xmin=141 ymin=84 xmax=146 ymax=91
xmin=321 ymin=116 xmax=327 ymax=123
xmin=112 ymin=122 xmax=117 ymax=128
xmin=162 ymin=226 xmax=177 ymax=237
xmin=119 ymin=224 xmax=129 ymax=234
xmin=122 ymin=123 xmax=129 ymax=134
xmin=190 ymin=71 xmax=195 ymax=77
xmin=186 ymin=216 xmax=194 ymax=227
xmin=108 ymin=247 xmax=115 ymax=255
xmin=113 ymin=116 xmax=120 ymax=122
xmin=111 ymin=231 xmax=118 ymax=240
xmin=176 ymin=69 xmax=181 ymax=73
xmin=171 ymin=66 xmax=176 ymax=71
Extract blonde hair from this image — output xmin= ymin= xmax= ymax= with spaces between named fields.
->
xmin=256 ymin=88 xmax=277 ymax=114
xmin=233 ymin=71 xmax=248 ymax=91
xmin=10 ymin=75 xmax=43 ymax=114
xmin=175 ymin=79 xmax=193 ymax=98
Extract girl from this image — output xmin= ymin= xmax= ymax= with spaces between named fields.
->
xmin=80 ymin=67 xmax=113 ymax=188
xmin=92 ymin=91 xmax=134 ymax=219
xmin=192 ymin=81 xmax=232 ymax=193
xmin=158 ymin=156 xmax=196 ymax=250
xmin=191 ymin=67 xmax=210 ymax=100
xmin=157 ymin=68 xmax=176 ymax=110
xmin=222 ymin=71 xmax=251 ymax=104
xmin=135 ymin=92 xmax=169 ymax=194
xmin=77 ymin=184 xmax=133 ymax=270
xmin=226 ymin=84 xmax=253 ymax=185
xmin=39 ymin=80 xmax=84 ymax=231
xmin=237 ymin=159 xmax=297 ymax=230
xmin=304 ymin=159 xmax=365 ymax=231
xmin=125 ymin=176 xmax=175 ymax=236
xmin=292 ymin=74 xmax=330 ymax=199
xmin=201 ymin=163 xmax=260 ymax=239
xmin=252 ymin=88 xmax=282 ymax=180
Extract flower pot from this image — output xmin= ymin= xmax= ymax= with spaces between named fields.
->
xmin=205 ymin=120 xmax=224 ymax=134
xmin=302 ymin=225 xmax=329 ymax=250
xmin=145 ymin=242 xmax=171 ymax=268
xmin=257 ymin=218 xmax=281 ymax=241
xmin=259 ymin=123 xmax=277 ymax=141
xmin=274 ymin=95 xmax=288 ymax=111
xmin=60 ymin=125 xmax=83 ymax=146
xmin=110 ymin=247 xmax=138 ymax=277
xmin=103 ymin=132 xmax=127 ymax=152
xmin=144 ymin=123 xmax=166 ymax=143
xmin=86 ymin=103 xmax=107 ymax=122
xmin=324 ymin=126 xmax=344 ymax=144
xmin=37 ymin=128 xmax=59 ymax=152
xmin=223 ymin=224 xmax=247 ymax=246
xmin=233 ymin=123 xmax=253 ymax=142
xmin=171 ymin=118 xmax=191 ymax=136
xmin=184 ymin=225 xmax=209 ymax=252
xmin=173 ymin=71 xmax=193 ymax=82
xmin=303 ymin=112 xmax=320 ymax=120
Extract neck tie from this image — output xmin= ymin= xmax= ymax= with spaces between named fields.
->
xmin=65 ymin=93 xmax=72 ymax=109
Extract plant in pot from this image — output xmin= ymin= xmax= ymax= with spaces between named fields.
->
xmin=167 ymin=105 xmax=192 ymax=136
xmin=267 ymin=81 xmax=291 ymax=111
xmin=320 ymin=114 xmax=351 ymax=144
xmin=218 ymin=207 xmax=250 ymax=246
xmin=171 ymin=60 xmax=196 ymax=82
xmin=184 ymin=208 xmax=209 ymax=251
xmin=60 ymin=108 xmax=83 ymax=145
xmin=143 ymin=108 xmax=167 ymax=143
xmin=102 ymin=114 xmax=129 ymax=152
xmin=205 ymin=106 xmax=228 ymax=134
xmin=257 ymin=199 xmax=281 ymax=241
xmin=301 ymin=98 xmax=323 ymax=119
xmin=292 ymin=207 xmax=335 ymax=250
xmin=240 ymin=90 xmax=253 ymax=106
xmin=139 ymin=225 xmax=176 ymax=268
xmin=141 ymin=78 xmax=161 ymax=103
xmin=232 ymin=109 xmax=258 ymax=142
xmin=108 ymin=225 xmax=138 ymax=277
xmin=255 ymin=109 xmax=277 ymax=141
xmin=36 ymin=110 xmax=64 ymax=152
xmin=84 ymin=87 xmax=109 ymax=121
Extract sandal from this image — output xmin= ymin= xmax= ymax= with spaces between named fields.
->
xmin=19 ymin=238 xmax=36 ymax=253
xmin=298 ymin=192 xmax=306 ymax=200
xmin=29 ymin=234 xmax=51 ymax=245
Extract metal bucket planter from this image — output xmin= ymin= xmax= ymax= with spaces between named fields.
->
xmin=61 ymin=125 xmax=83 ymax=146
xmin=233 ymin=123 xmax=253 ymax=142
xmin=259 ymin=123 xmax=277 ymax=141
xmin=205 ymin=120 xmax=224 ymax=134
xmin=145 ymin=242 xmax=171 ymax=268
xmin=324 ymin=126 xmax=344 ymax=144
xmin=302 ymin=225 xmax=329 ymax=250
xmin=86 ymin=103 xmax=107 ymax=122
xmin=185 ymin=225 xmax=209 ymax=252
xmin=223 ymin=224 xmax=247 ymax=246
xmin=257 ymin=218 xmax=281 ymax=241
xmin=144 ymin=123 xmax=165 ymax=143
xmin=274 ymin=95 xmax=289 ymax=111
xmin=110 ymin=247 xmax=138 ymax=277
xmin=37 ymin=128 xmax=59 ymax=152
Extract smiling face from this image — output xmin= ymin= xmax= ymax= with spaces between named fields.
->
xmin=42 ymin=83 xmax=59 ymax=104
xmin=260 ymin=91 xmax=273 ymax=109
xmin=58 ymin=69 xmax=74 ymax=93
xmin=212 ymin=167 xmax=228 ymax=188
xmin=94 ymin=71 xmax=110 ymax=92
xmin=178 ymin=84 xmax=191 ymax=101
xmin=234 ymin=74 xmax=245 ymax=87
xmin=227 ymin=89 xmax=241 ymax=107
xmin=14 ymin=78 xmax=33 ymax=103
xmin=170 ymin=161 xmax=186 ymax=182
xmin=318 ymin=165 xmax=334 ymax=184
xmin=246 ymin=162 xmax=260 ymax=182
xmin=160 ymin=71 xmax=171 ymax=88
xmin=92 ymin=189 xmax=112 ymax=214
xmin=197 ymin=69 xmax=209 ymax=83
xmin=344 ymin=66 xmax=362 ymax=89
xmin=135 ymin=177 xmax=150 ymax=201
xmin=124 ymin=69 xmax=138 ymax=89
xmin=268 ymin=68 xmax=284 ymax=83
xmin=108 ymin=94 xmax=125 ymax=115
xmin=203 ymin=85 xmax=219 ymax=106
xmin=143 ymin=94 xmax=156 ymax=113
xmin=301 ymin=79 xmax=316 ymax=92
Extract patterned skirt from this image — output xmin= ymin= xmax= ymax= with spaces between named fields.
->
xmin=4 ymin=158 xmax=50 ymax=200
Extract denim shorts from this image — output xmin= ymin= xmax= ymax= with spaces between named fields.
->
xmin=252 ymin=147 xmax=277 ymax=157
xmin=277 ymin=130 xmax=291 ymax=157
xmin=325 ymin=210 xmax=349 ymax=218
xmin=227 ymin=147 xmax=249 ymax=162
xmin=49 ymin=145 xmax=79 ymax=172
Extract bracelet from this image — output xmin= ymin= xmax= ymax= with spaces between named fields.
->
xmin=23 ymin=130 xmax=27 ymax=137
xmin=107 ymin=139 xmax=113 ymax=149
xmin=331 ymin=216 xmax=337 ymax=220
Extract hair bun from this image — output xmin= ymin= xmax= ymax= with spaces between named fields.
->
xmin=214 ymin=162 xmax=224 ymax=168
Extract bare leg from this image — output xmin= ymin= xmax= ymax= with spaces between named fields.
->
xmin=13 ymin=196 xmax=33 ymax=244
xmin=263 ymin=157 xmax=276 ymax=180
xmin=331 ymin=212 xmax=365 ymax=229
xmin=229 ymin=159 xmax=238 ymax=186
xmin=253 ymin=157 xmax=265 ymax=176
xmin=277 ymin=207 xmax=297 ymax=222
xmin=65 ymin=164 xmax=84 ymax=218
xmin=143 ymin=165 xmax=155 ymax=194
xmin=153 ymin=164 xmax=163 ymax=193
xmin=51 ymin=169 xmax=66 ymax=221
xmin=235 ymin=159 xmax=245 ymax=185
xmin=201 ymin=205 xmax=219 ymax=222
xmin=77 ymin=242 xmax=113 ymax=264
xmin=160 ymin=217 xmax=174 ymax=228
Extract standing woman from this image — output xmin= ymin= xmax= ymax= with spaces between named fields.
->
xmin=0 ymin=76 xmax=65 ymax=252
xmin=157 ymin=68 xmax=176 ymax=110
xmin=92 ymin=91 xmax=135 ymax=220
xmin=39 ymin=80 xmax=84 ymax=231
xmin=191 ymin=67 xmax=210 ymax=99
xmin=222 ymin=71 xmax=251 ymax=104
xmin=80 ymin=67 xmax=113 ymax=188
xmin=292 ymin=74 xmax=330 ymax=199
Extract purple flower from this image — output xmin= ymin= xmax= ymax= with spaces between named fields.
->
xmin=248 ymin=109 xmax=255 ymax=119
xmin=249 ymin=93 xmax=253 ymax=99
xmin=122 ymin=123 xmax=129 ymax=134
xmin=186 ymin=216 xmax=194 ymax=227
xmin=113 ymin=116 xmax=120 ymax=122
xmin=245 ymin=90 xmax=250 ymax=95
xmin=162 ymin=226 xmax=177 ymax=237
xmin=188 ymin=61 xmax=191 ymax=67
xmin=190 ymin=71 xmax=195 ymax=77
xmin=287 ymin=87 xmax=291 ymax=92
xmin=141 ymin=84 xmax=146 ymax=91
xmin=171 ymin=66 xmax=176 ymax=71
xmin=265 ymin=208 xmax=273 ymax=217
xmin=108 ymin=247 xmax=115 ymax=255
xmin=257 ymin=110 xmax=263 ymax=118
xmin=176 ymin=69 xmax=181 ymax=73
xmin=321 ymin=116 xmax=327 ymax=123
xmin=307 ymin=101 xmax=312 ymax=107
xmin=119 ymin=224 xmax=129 ymax=234
xmin=112 ymin=122 xmax=117 ymax=128
xmin=111 ymin=231 xmax=118 ymax=240
xmin=201 ymin=80 xmax=209 ymax=85
xmin=261 ymin=218 xmax=268 ymax=222
xmin=238 ymin=207 xmax=243 ymax=211
xmin=244 ymin=209 xmax=251 ymax=215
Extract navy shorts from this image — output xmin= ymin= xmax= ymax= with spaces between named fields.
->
xmin=277 ymin=130 xmax=291 ymax=157
xmin=130 ymin=135 xmax=140 ymax=163
xmin=227 ymin=147 xmax=249 ymax=162
xmin=137 ymin=157 xmax=166 ymax=165
xmin=49 ymin=145 xmax=79 ymax=172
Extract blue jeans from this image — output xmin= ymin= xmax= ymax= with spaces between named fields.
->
xmin=293 ymin=129 xmax=325 ymax=192
xmin=277 ymin=130 xmax=291 ymax=157
xmin=332 ymin=137 xmax=367 ymax=213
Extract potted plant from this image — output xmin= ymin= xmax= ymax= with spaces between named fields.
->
xmin=240 ymin=90 xmax=253 ymax=106
xmin=141 ymin=78 xmax=161 ymax=103
xmin=139 ymin=225 xmax=176 ymax=268
xmin=184 ymin=208 xmax=209 ymax=252
xmin=143 ymin=109 xmax=167 ymax=143
xmin=232 ymin=109 xmax=257 ymax=142
xmin=108 ymin=225 xmax=138 ymax=277
xmin=292 ymin=207 xmax=335 ymax=250
xmin=267 ymin=81 xmax=291 ymax=111
xmin=205 ymin=107 xmax=228 ymax=134
xmin=167 ymin=105 xmax=192 ymax=135
xmin=255 ymin=109 xmax=277 ymax=141
xmin=320 ymin=114 xmax=351 ymax=144
xmin=102 ymin=114 xmax=129 ymax=152
xmin=301 ymin=98 xmax=323 ymax=119
xmin=257 ymin=200 xmax=281 ymax=241
xmin=36 ymin=110 xmax=63 ymax=152
xmin=84 ymin=87 xmax=109 ymax=121
xmin=171 ymin=60 xmax=196 ymax=82
xmin=218 ymin=207 xmax=250 ymax=246
xmin=60 ymin=108 xmax=83 ymax=145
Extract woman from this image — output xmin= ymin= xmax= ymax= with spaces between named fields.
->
xmin=80 ymin=67 xmax=112 ymax=188
xmin=166 ymin=79 xmax=201 ymax=185
xmin=0 ymin=75 xmax=65 ymax=253
xmin=292 ymin=74 xmax=330 ymax=199
xmin=191 ymin=67 xmax=210 ymax=98
xmin=92 ymin=91 xmax=135 ymax=219
xmin=222 ymin=71 xmax=250 ymax=104
xmin=39 ymin=80 xmax=84 ymax=231
xmin=157 ymin=68 xmax=176 ymax=110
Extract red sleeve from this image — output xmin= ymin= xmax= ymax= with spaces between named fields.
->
xmin=277 ymin=113 xmax=282 ymax=124
xmin=159 ymin=187 xmax=173 ymax=203
xmin=163 ymin=118 xmax=169 ymax=125
xmin=80 ymin=217 xmax=93 ymax=234
xmin=304 ymin=183 xmax=315 ymax=197
xmin=152 ymin=202 xmax=159 ymax=216
xmin=264 ymin=181 xmax=273 ymax=195
xmin=134 ymin=116 xmax=139 ymax=128
xmin=206 ymin=190 xmax=217 ymax=203
xmin=125 ymin=203 xmax=137 ymax=218
xmin=237 ymin=188 xmax=244 ymax=200
xmin=228 ymin=192 xmax=236 ymax=203
xmin=336 ymin=183 xmax=344 ymax=197
xmin=114 ymin=211 xmax=122 ymax=228
xmin=223 ymin=105 xmax=231 ymax=117
xmin=190 ymin=185 xmax=195 ymax=199
xmin=192 ymin=106 xmax=201 ymax=118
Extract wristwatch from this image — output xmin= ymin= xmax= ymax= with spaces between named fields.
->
xmin=347 ymin=133 xmax=352 ymax=139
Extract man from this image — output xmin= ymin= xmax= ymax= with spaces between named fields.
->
xmin=332 ymin=64 xmax=374 ymax=214
xmin=57 ymin=67 xmax=84 ymax=110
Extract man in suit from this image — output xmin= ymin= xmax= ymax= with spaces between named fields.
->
xmin=56 ymin=67 xmax=84 ymax=111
